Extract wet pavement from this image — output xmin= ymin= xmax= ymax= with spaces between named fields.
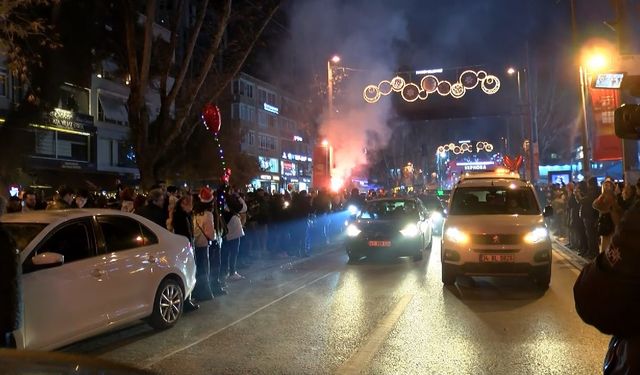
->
xmin=64 ymin=238 xmax=609 ymax=374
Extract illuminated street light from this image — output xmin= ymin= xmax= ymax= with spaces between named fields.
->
xmin=585 ymin=53 xmax=608 ymax=72
xmin=331 ymin=55 xmax=341 ymax=64
xmin=507 ymin=67 xmax=516 ymax=75
xmin=321 ymin=139 xmax=329 ymax=147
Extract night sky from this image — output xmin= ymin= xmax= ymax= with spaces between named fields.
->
xmin=249 ymin=0 xmax=619 ymax=159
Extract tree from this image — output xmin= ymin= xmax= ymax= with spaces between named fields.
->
xmin=119 ymin=0 xmax=280 ymax=187
xmin=0 ymin=0 xmax=60 ymax=81
xmin=530 ymin=64 xmax=577 ymax=164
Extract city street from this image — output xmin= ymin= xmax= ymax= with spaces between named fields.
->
xmin=63 ymin=238 xmax=609 ymax=375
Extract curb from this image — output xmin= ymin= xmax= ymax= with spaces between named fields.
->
xmin=552 ymin=239 xmax=589 ymax=270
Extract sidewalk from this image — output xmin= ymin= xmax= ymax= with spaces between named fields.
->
xmin=551 ymin=235 xmax=589 ymax=269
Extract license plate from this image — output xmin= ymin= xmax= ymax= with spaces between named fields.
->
xmin=368 ymin=240 xmax=391 ymax=247
xmin=480 ymin=254 xmax=515 ymax=263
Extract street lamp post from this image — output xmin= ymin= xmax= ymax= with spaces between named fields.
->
xmin=327 ymin=55 xmax=340 ymax=119
xmin=507 ymin=67 xmax=535 ymax=181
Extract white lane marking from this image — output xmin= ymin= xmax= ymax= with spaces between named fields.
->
xmin=552 ymin=249 xmax=581 ymax=277
xmin=142 ymin=271 xmax=335 ymax=368
xmin=335 ymin=294 xmax=414 ymax=375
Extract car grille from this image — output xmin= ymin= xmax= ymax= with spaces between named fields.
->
xmin=471 ymin=234 xmax=522 ymax=245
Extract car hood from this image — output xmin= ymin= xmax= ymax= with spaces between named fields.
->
xmin=444 ymin=214 xmax=545 ymax=234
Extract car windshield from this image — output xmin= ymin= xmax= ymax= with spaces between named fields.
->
xmin=360 ymin=200 xmax=418 ymax=220
xmin=450 ymin=186 xmax=540 ymax=215
xmin=1 ymin=223 xmax=47 ymax=251
xmin=418 ymin=195 xmax=443 ymax=210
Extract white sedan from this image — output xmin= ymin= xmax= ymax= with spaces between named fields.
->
xmin=1 ymin=209 xmax=196 ymax=350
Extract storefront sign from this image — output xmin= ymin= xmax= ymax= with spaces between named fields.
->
xmin=263 ymin=103 xmax=279 ymax=115
xmin=281 ymin=160 xmax=297 ymax=177
xmin=589 ymin=86 xmax=622 ymax=161
xmin=258 ymin=156 xmax=279 ymax=173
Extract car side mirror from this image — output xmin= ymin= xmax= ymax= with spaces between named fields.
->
xmin=543 ymin=206 xmax=554 ymax=217
xmin=32 ymin=252 xmax=65 ymax=269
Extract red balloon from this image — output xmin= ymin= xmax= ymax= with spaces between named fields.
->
xmin=202 ymin=104 xmax=221 ymax=133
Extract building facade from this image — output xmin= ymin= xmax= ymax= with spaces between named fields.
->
xmin=226 ymin=72 xmax=314 ymax=193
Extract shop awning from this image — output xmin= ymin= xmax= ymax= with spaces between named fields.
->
xmin=99 ymin=94 xmax=128 ymax=124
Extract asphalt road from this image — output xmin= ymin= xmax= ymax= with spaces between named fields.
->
xmin=64 ymin=237 xmax=609 ymax=375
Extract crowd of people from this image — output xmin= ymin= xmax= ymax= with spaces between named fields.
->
xmin=545 ymin=176 xmax=639 ymax=259
xmin=0 ymin=183 xmax=374 ymax=313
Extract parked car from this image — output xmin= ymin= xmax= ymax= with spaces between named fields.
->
xmin=1 ymin=209 xmax=196 ymax=350
xmin=345 ymin=198 xmax=433 ymax=263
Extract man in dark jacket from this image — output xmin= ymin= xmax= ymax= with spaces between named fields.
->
xmin=136 ymin=189 xmax=167 ymax=228
xmin=0 ymin=197 xmax=21 ymax=348
xmin=579 ymin=178 xmax=600 ymax=258
xmin=46 ymin=185 xmax=74 ymax=211
xmin=574 ymin=200 xmax=640 ymax=374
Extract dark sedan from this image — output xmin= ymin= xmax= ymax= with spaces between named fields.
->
xmin=345 ymin=198 xmax=433 ymax=263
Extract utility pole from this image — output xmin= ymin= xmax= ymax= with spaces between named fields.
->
xmin=571 ymin=0 xmax=591 ymax=177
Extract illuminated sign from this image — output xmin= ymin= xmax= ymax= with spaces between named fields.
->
xmin=458 ymin=161 xmax=495 ymax=171
xmin=281 ymin=160 xmax=297 ymax=177
xmin=593 ymin=73 xmax=624 ymax=89
xmin=263 ymin=103 xmax=279 ymax=115
xmin=363 ymin=69 xmax=501 ymax=104
xmin=258 ymin=156 xmax=279 ymax=173
xmin=293 ymin=135 xmax=303 ymax=142
xmin=282 ymin=152 xmax=310 ymax=162
xmin=415 ymin=68 xmax=443 ymax=75
xmin=260 ymin=175 xmax=272 ymax=180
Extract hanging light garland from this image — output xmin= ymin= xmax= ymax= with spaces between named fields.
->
xmin=436 ymin=141 xmax=494 ymax=155
xmin=363 ymin=69 xmax=501 ymax=104
xmin=202 ymin=103 xmax=231 ymax=208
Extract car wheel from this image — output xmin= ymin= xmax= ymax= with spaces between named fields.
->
xmin=148 ymin=278 xmax=184 ymax=330
xmin=442 ymin=264 xmax=457 ymax=285
xmin=534 ymin=271 xmax=551 ymax=290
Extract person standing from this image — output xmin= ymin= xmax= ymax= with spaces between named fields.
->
xmin=172 ymin=195 xmax=200 ymax=311
xmin=221 ymin=196 xmax=245 ymax=281
xmin=135 ymin=189 xmax=167 ymax=228
xmin=46 ymin=186 xmax=74 ymax=210
xmin=192 ymin=188 xmax=215 ymax=301
xmin=0 ymin=197 xmax=21 ymax=348
xmin=574 ymin=200 xmax=640 ymax=374
xmin=21 ymin=190 xmax=38 ymax=212
xmin=593 ymin=179 xmax=622 ymax=253
xmin=579 ymin=178 xmax=600 ymax=258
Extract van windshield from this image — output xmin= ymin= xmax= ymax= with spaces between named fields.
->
xmin=450 ymin=186 xmax=540 ymax=215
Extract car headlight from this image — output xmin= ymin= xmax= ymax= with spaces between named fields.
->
xmin=348 ymin=205 xmax=359 ymax=215
xmin=400 ymin=223 xmax=420 ymax=237
xmin=524 ymin=227 xmax=548 ymax=244
xmin=444 ymin=227 xmax=470 ymax=244
xmin=346 ymin=224 xmax=361 ymax=237
xmin=430 ymin=211 xmax=443 ymax=221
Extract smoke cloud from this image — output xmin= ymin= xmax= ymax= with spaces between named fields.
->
xmin=280 ymin=0 xmax=410 ymax=184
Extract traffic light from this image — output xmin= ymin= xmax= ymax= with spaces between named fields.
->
xmin=614 ymin=104 xmax=640 ymax=139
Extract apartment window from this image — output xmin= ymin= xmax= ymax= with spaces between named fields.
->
xmin=257 ymin=88 xmax=267 ymax=104
xmin=239 ymin=104 xmax=255 ymax=122
xmin=268 ymin=115 xmax=277 ymax=128
xmin=33 ymin=128 xmax=89 ymax=162
xmin=246 ymin=84 xmax=254 ymax=98
xmin=258 ymin=134 xmax=277 ymax=151
xmin=231 ymin=103 xmax=240 ymax=119
xmin=258 ymin=110 xmax=267 ymax=128
xmin=267 ymin=92 xmax=276 ymax=106
xmin=242 ymin=130 xmax=255 ymax=146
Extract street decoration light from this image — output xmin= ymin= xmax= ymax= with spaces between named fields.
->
xmin=436 ymin=141 xmax=494 ymax=155
xmin=363 ymin=69 xmax=501 ymax=104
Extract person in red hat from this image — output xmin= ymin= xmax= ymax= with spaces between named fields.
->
xmin=191 ymin=187 xmax=216 ymax=301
